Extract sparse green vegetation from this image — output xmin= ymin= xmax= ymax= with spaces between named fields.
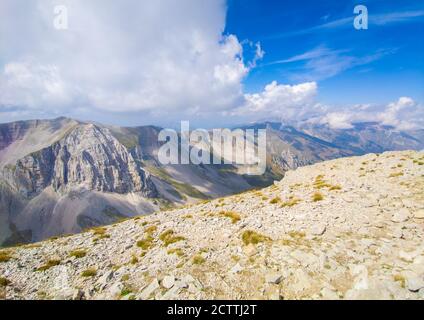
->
xmin=37 ymin=259 xmax=61 ymax=272
xmin=312 ymin=192 xmax=324 ymax=202
xmin=192 ymin=255 xmax=206 ymax=265
xmin=92 ymin=234 xmax=111 ymax=243
xmin=159 ymin=230 xmax=174 ymax=241
xmin=91 ymin=227 xmax=107 ymax=236
xmin=23 ymin=243 xmax=42 ymax=249
xmin=130 ymin=255 xmax=138 ymax=264
xmin=281 ymin=197 xmax=301 ymax=208
xmin=0 ymin=277 xmax=11 ymax=287
xmin=389 ymin=172 xmax=404 ymax=178
xmin=241 ymin=230 xmax=270 ymax=245
xmin=394 ymin=274 xmax=406 ymax=288
xmin=288 ymin=231 xmax=306 ymax=239
xmin=145 ymin=225 xmax=157 ymax=234
xmin=91 ymin=229 xmax=111 ymax=243
xmin=329 ymin=185 xmax=342 ymax=191
xmin=313 ymin=175 xmax=332 ymax=189
xmin=219 ymin=211 xmax=241 ymax=224
xmin=81 ymin=268 xmax=97 ymax=277
xmin=269 ymin=197 xmax=281 ymax=204
xmin=137 ymin=236 xmax=154 ymax=250
xmin=37 ymin=291 xmax=48 ymax=299
xmin=167 ymin=248 xmax=184 ymax=257
xmin=290 ymin=183 xmax=303 ymax=189
xmin=120 ymin=287 xmax=133 ymax=297
xmin=0 ymin=251 xmax=12 ymax=263
xmin=69 ymin=250 xmax=87 ymax=259
xmin=281 ymin=231 xmax=307 ymax=245
xmin=159 ymin=230 xmax=186 ymax=247
xmin=112 ymin=131 xmax=139 ymax=149
xmin=136 ymin=224 xmax=158 ymax=250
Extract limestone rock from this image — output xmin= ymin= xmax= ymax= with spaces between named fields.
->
xmin=139 ymin=279 xmax=160 ymax=300
xmin=407 ymin=277 xmax=424 ymax=292
xmin=310 ymin=224 xmax=326 ymax=236
xmin=265 ymin=273 xmax=282 ymax=284
xmin=162 ymin=276 xmax=175 ymax=289
xmin=230 ymin=263 xmax=243 ymax=274
xmin=391 ymin=208 xmax=411 ymax=223
xmin=413 ymin=209 xmax=424 ymax=219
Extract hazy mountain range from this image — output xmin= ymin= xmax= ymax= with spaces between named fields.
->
xmin=0 ymin=117 xmax=422 ymax=246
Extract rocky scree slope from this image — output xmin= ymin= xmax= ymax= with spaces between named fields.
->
xmin=1 ymin=151 xmax=424 ymax=300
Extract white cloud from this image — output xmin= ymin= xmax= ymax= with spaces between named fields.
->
xmin=320 ymin=112 xmax=354 ymax=130
xmin=0 ymin=1 xmax=422 ymax=131
xmin=233 ymin=81 xmax=318 ymax=121
xmin=269 ymin=46 xmax=347 ymax=64
xmin=378 ymin=97 xmax=420 ymax=130
xmin=0 ymin=62 xmax=70 ymax=109
xmin=316 ymin=97 xmax=424 ymax=130
xmin=0 ymin=0 xmax=260 ymax=122
xmin=373 ymin=10 xmax=424 ymax=25
xmin=272 ymin=46 xmax=395 ymax=82
xmin=268 ymin=10 xmax=424 ymax=39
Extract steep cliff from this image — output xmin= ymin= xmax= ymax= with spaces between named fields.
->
xmin=6 ymin=124 xmax=157 ymax=197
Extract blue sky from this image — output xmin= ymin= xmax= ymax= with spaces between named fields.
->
xmin=226 ymin=0 xmax=424 ymax=105
xmin=0 ymin=0 xmax=423 ymax=128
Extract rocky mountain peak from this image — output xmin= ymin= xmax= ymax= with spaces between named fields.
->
xmin=6 ymin=123 xmax=157 ymax=197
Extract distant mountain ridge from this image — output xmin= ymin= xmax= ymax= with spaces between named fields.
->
xmin=0 ymin=117 xmax=422 ymax=246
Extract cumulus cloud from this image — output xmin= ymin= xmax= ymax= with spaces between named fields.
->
xmin=316 ymin=97 xmax=424 ymax=131
xmin=0 ymin=1 xmax=422 ymax=131
xmin=0 ymin=62 xmax=70 ymax=109
xmin=233 ymin=81 xmax=318 ymax=121
xmin=1 ymin=0 xmax=324 ymax=126
xmin=0 ymin=0 xmax=261 ymax=122
xmin=319 ymin=112 xmax=354 ymax=130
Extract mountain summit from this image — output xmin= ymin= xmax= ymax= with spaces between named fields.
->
xmin=1 ymin=151 xmax=423 ymax=300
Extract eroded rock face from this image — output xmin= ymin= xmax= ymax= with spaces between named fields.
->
xmin=6 ymin=124 xmax=157 ymax=198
